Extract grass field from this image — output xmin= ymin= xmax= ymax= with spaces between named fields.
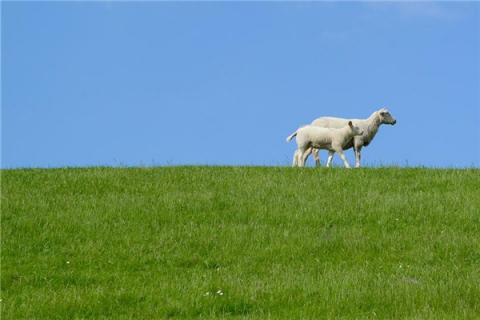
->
xmin=2 ymin=167 xmax=480 ymax=319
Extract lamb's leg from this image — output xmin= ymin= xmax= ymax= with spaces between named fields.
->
xmin=354 ymin=145 xmax=362 ymax=168
xmin=299 ymin=149 xmax=306 ymax=167
xmin=292 ymin=150 xmax=299 ymax=167
xmin=338 ymin=150 xmax=351 ymax=168
xmin=298 ymin=148 xmax=310 ymax=167
xmin=313 ymin=148 xmax=321 ymax=167
xmin=326 ymin=151 xmax=334 ymax=168
xmin=303 ymin=147 xmax=313 ymax=166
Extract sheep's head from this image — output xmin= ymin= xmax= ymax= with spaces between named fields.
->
xmin=378 ymin=107 xmax=397 ymax=125
xmin=348 ymin=121 xmax=363 ymax=136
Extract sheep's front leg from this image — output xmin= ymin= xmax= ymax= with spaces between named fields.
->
xmin=326 ymin=151 xmax=334 ymax=168
xmin=313 ymin=148 xmax=321 ymax=167
xmin=337 ymin=150 xmax=351 ymax=168
xmin=354 ymin=145 xmax=362 ymax=168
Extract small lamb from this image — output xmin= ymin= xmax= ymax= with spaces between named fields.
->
xmin=286 ymin=121 xmax=363 ymax=168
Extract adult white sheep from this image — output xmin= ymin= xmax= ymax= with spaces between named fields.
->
xmin=308 ymin=107 xmax=396 ymax=167
xmin=286 ymin=121 xmax=363 ymax=168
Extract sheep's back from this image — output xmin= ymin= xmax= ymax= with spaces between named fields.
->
xmin=311 ymin=117 xmax=349 ymax=128
xmin=297 ymin=126 xmax=335 ymax=147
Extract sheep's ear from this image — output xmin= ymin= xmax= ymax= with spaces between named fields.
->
xmin=348 ymin=121 xmax=353 ymax=127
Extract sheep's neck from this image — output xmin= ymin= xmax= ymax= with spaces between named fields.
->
xmin=363 ymin=113 xmax=382 ymax=145
xmin=341 ymin=128 xmax=354 ymax=142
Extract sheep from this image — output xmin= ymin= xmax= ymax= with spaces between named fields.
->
xmin=288 ymin=107 xmax=397 ymax=168
xmin=286 ymin=121 xmax=363 ymax=168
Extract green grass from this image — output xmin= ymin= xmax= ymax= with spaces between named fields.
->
xmin=2 ymin=166 xmax=480 ymax=319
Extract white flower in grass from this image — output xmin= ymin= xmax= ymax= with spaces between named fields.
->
xmin=216 ymin=290 xmax=224 ymax=296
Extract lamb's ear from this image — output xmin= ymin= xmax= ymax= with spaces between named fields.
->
xmin=348 ymin=121 xmax=353 ymax=127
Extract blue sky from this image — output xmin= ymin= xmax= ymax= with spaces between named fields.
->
xmin=2 ymin=2 xmax=479 ymax=168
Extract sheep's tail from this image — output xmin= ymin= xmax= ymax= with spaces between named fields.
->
xmin=286 ymin=131 xmax=297 ymax=143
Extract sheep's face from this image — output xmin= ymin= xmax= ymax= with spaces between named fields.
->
xmin=348 ymin=121 xmax=364 ymax=136
xmin=379 ymin=108 xmax=397 ymax=125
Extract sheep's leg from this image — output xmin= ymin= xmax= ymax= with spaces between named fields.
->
xmin=326 ymin=151 xmax=334 ymax=168
xmin=299 ymin=150 xmax=306 ymax=167
xmin=292 ymin=150 xmax=299 ymax=167
xmin=304 ymin=148 xmax=313 ymax=165
xmin=354 ymin=145 xmax=362 ymax=168
xmin=313 ymin=148 xmax=321 ymax=167
xmin=294 ymin=149 xmax=304 ymax=167
xmin=300 ymin=148 xmax=312 ymax=167
xmin=306 ymin=147 xmax=313 ymax=166
xmin=338 ymin=150 xmax=351 ymax=168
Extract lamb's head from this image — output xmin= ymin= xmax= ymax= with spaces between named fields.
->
xmin=378 ymin=107 xmax=396 ymax=125
xmin=348 ymin=121 xmax=363 ymax=136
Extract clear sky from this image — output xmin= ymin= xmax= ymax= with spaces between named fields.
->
xmin=2 ymin=2 xmax=479 ymax=168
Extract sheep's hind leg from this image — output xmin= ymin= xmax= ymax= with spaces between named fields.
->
xmin=298 ymin=149 xmax=306 ymax=167
xmin=303 ymin=147 xmax=313 ymax=167
xmin=299 ymin=148 xmax=312 ymax=167
xmin=295 ymin=146 xmax=311 ymax=167
xmin=292 ymin=150 xmax=299 ymax=167
xmin=313 ymin=148 xmax=321 ymax=167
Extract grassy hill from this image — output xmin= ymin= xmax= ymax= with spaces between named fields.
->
xmin=2 ymin=167 xmax=480 ymax=319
